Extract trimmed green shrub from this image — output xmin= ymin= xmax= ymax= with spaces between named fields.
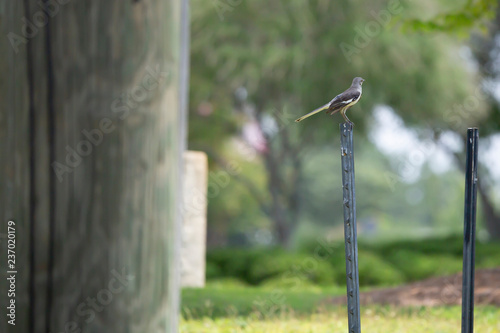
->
xmin=205 ymin=278 xmax=248 ymax=289
xmin=207 ymin=248 xmax=279 ymax=284
xmin=357 ymin=250 xmax=406 ymax=286
xmin=249 ymin=252 xmax=337 ymax=286
xmin=386 ymin=250 xmax=462 ymax=281
xmin=206 ymin=261 xmax=223 ymax=280
xmin=259 ymin=274 xmax=320 ymax=290
xmin=376 ymin=236 xmax=464 ymax=257
xmin=205 ymin=238 xmax=500 ymax=288
xmin=475 ymin=241 xmax=500 ymax=268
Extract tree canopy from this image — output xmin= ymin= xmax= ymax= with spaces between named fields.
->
xmin=189 ymin=0 xmax=499 ymax=245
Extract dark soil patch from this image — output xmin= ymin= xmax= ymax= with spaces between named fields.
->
xmin=328 ymin=268 xmax=500 ymax=307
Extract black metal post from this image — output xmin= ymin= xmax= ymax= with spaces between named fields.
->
xmin=340 ymin=123 xmax=361 ymax=333
xmin=461 ymin=128 xmax=478 ymax=333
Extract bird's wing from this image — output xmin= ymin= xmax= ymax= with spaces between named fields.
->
xmin=328 ymin=90 xmax=361 ymax=111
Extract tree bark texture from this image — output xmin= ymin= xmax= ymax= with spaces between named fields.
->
xmin=0 ymin=1 xmax=188 ymax=332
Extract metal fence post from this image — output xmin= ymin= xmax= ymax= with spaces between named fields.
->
xmin=340 ymin=122 xmax=361 ymax=333
xmin=462 ymin=128 xmax=478 ymax=333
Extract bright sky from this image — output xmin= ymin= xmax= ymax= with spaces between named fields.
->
xmin=369 ymin=106 xmax=500 ymax=184
xmin=480 ymin=133 xmax=500 ymax=182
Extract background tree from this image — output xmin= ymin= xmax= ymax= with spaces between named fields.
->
xmin=400 ymin=0 xmax=500 ymax=238
xmin=190 ymin=0 xmax=498 ymax=246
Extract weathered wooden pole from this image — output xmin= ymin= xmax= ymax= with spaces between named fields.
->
xmin=461 ymin=128 xmax=478 ymax=333
xmin=0 ymin=1 xmax=188 ymax=332
xmin=340 ymin=123 xmax=361 ymax=333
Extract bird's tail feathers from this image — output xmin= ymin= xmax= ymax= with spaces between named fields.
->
xmin=295 ymin=103 xmax=329 ymax=122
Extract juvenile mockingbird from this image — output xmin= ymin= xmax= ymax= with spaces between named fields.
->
xmin=295 ymin=77 xmax=365 ymax=124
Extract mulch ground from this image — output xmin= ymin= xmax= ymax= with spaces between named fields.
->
xmin=328 ymin=268 xmax=500 ymax=307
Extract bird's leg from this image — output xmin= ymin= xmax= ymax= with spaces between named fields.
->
xmin=341 ymin=109 xmax=355 ymax=126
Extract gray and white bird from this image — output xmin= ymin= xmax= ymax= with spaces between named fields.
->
xmin=295 ymin=77 xmax=365 ymax=125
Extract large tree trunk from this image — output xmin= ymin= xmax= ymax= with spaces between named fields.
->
xmin=263 ymin=152 xmax=290 ymax=246
xmin=468 ymin=1 xmax=500 ymax=240
xmin=448 ymin=143 xmax=500 ymax=240
xmin=0 ymin=1 xmax=188 ymax=332
xmin=477 ymin=179 xmax=500 ymax=239
xmin=261 ymin=126 xmax=302 ymax=248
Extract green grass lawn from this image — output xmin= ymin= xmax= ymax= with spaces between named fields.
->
xmin=188 ymin=238 xmax=500 ymax=331
xmin=181 ymin=286 xmax=500 ymax=332
xmin=180 ymin=307 xmax=500 ymax=333
xmin=181 ymin=284 xmax=347 ymax=318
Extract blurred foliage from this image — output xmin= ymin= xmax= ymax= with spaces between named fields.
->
xmin=259 ymin=274 xmax=320 ymax=290
xmin=206 ymin=236 xmax=500 ymax=287
xmin=203 ymin=142 xmax=270 ymax=244
xmin=248 ymin=251 xmax=337 ymax=285
xmin=357 ymin=250 xmax=407 ymax=286
xmin=190 ymin=0 xmax=486 ymax=132
xmin=207 ymin=247 xmax=273 ymax=282
xmin=386 ymin=250 xmax=463 ymax=281
xmin=188 ymin=0 xmax=498 ymax=245
xmin=205 ymin=277 xmax=249 ymax=289
xmin=206 ymin=261 xmax=223 ymax=280
xmin=401 ymin=0 xmax=498 ymax=36
xmin=374 ymin=234 xmax=465 ymax=256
